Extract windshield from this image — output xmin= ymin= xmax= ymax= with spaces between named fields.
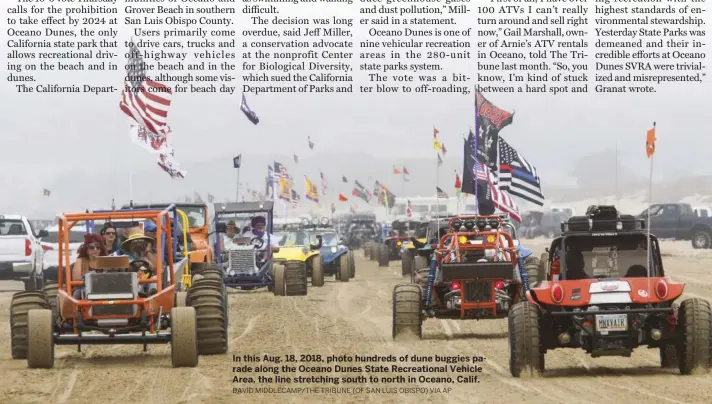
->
xmin=216 ymin=212 xmax=271 ymax=234
xmin=42 ymin=231 xmax=85 ymax=244
xmin=178 ymin=206 xmax=206 ymax=228
xmin=277 ymin=230 xmax=309 ymax=246
xmin=309 ymin=231 xmax=338 ymax=246
xmin=562 ymin=234 xmax=656 ymax=279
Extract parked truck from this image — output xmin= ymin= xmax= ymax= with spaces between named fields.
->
xmin=0 ymin=215 xmax=48 ymax=290
xmin=638 ymin=203 xmax=712 ymax=249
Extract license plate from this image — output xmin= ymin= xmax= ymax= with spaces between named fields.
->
xmin=595 ymin=314 xmax=628 ymax=333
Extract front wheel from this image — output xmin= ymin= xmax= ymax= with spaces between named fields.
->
xmin=509 ymin=302 xmax=544 ymax=377
xmin=311 ymin=257 xmax=325 ymax=287
xmin=392 ymin=284 xmax=422 ymax=340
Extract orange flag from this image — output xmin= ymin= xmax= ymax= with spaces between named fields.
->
xmin=646 ymin=124 xmax=656 ymax=158
xmin=338 ymin=193 xmax=348 ymax=202
xmin=393 ymin=166 xmax=401 ymax=175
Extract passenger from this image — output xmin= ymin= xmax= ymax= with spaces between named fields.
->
xmin=71 ymin=233 xmax=108 ymax=282
xmin=565 ymin=250 xmax=588 ymax=280
xmin=100 ymin=223 xmax=120 ymax=254
xmin=221 ymin=220 xmax=238 ymax=250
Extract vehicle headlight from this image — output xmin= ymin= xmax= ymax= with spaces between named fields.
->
xmin=229 ymin=270 xmax=236 ymax=276
xmin=330 ymin=247 xmax=337 ymax=253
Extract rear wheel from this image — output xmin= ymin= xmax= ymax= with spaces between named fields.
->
xmin=27 ymin=309 xmax=54 ymax=369
xmin=676 ymin=298 xmax=712 ymax=374
xmin=170 ymin=307 xmax=199 ymax=367
xmin=337 ymin=254 xmax=350 ymax=282
xmin=10 ymin=292 xmax=50 ymax=360
xmin=273 ymin=265 xmax=286 ymax=296
xmin=369 ymin=243 xmax=378 ymax=261
xmin=187 ymin=277 xmax=228 ymax=355
xmin=392 ymin=284 xmax=422 ymax=340
xmin=509 ymin=302 xmax=544 ymax=377
xmin=378 ymin=244 xmax=389 ymax=267
xmin=284 ymin=261 xmax=308 ymax=296
xmin=311 ymin=256 xmax=324 ymax=287
xmin=401 ymin=250 xmax=414 ymax=277
xmin=523 ymin=255 xmax=542 ymax=289
xmin=364 ymin=242 xmax=371 ymax=259
xmin=42 ymin=282 xmax=59 ymax=324
xmin=348 ymin=250 xmax=355 ymax=279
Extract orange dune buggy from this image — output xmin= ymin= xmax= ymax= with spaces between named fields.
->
xmin=392 ymin=215 xmax=523 ymax=339
xmin=509 ymin=205 xmax=711 ymax=377
xmin=9 ymin=205 xmax=228 ymax=368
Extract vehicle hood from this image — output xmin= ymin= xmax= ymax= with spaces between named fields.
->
xmin=273 ymin=246 xmax=318 ymax=262
xmin=319 ymin=245 xmax=347 ymax=263
xmin=529 ymin=278 xmax=684 ymax=306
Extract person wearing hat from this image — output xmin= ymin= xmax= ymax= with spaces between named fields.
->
xmin=241 ymin=215 xmax=280 ymax=252
xmin=120 ymin=229 xmax=157 ymax=270
xmin=221 ymin=220 xmax=239 ymax=250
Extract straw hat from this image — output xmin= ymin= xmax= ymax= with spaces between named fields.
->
xmin=120 ymin=231 xmax=153 ymax=254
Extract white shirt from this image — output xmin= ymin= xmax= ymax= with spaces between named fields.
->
xmin=241 ymin=231 xmax=278 ymax=250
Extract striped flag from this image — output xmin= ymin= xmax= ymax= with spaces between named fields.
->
xmin=480 ymin=164 xmax=520 ymax=222
xmin=496 ymin=137 xmax=544 ymax=206
xmin=120 ymin=41 xmax=172 ymax=136
xmin=291 ymin=189 xmax=300 ymax=208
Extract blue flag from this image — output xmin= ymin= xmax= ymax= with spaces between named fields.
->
xmin=240 ymin=93 xmax=259 ymax=125
xmin=233 ymin=154 xmax=242 ymax=168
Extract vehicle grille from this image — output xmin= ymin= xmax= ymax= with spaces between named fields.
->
xmin=464 ymin=281 xmax=493 ymax=303
xmin=85 ymin=272 xmax=137 ymax=296
xmin=229 ymin=248 xmax=256 ymax=275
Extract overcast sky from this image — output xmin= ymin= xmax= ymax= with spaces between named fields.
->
xmin=1 ymin=6 xmax=710 ymax=215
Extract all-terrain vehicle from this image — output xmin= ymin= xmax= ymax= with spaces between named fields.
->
xmin=122 ymin=202 xmax=214 ymax=265
xmin=509 ymin=205 xmax=711 ymax=377
xmin=373 ymin=220 xmax=417 ymax=267
xmin=272 ymin=217 xmax=325 ymax=287
xmin=9 ymin=205 xmax=228 ymax=368
xmin=392 ymin=215 xmax=524 ymax=340
xmin=302 ymin=217 xmax=354 ymax=282
xmin=212 ymin=202 xmax=308 ymax=296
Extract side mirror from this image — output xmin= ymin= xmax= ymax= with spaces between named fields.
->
xmin=37 ymin=230 xmax=49 ymax=238
xmin=215 ymin=222 xmax=227 ymax=233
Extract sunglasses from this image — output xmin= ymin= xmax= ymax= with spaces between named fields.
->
xmin=87 ymin=244 xmax=101 ymax=251
xmin=104 ymin=232 xmax=116 ymax=236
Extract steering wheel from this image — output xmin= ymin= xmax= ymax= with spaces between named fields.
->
xmin=130 ymin=259 xmax=153 ymax=274
xmin=251 ymin=237 xmax=264 ymax=249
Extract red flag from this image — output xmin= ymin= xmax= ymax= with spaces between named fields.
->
xmin=393 ymin=166 xmax=401 ymax=174
xmin=441 ymin=143 xmax=447 ymax=156
xmin=339 ymin=193 xmax=348 ymax=201
xmin=454 ymin=172 xmax=461 ymax=189
xmin=433 ymin=127 xmax=439 ymax=138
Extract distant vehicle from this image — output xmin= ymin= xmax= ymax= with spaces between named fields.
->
xmin=40 ymin=225 xmax=84 ymax=282
xmin=0 ymin=214 xmax=48 ymax=290
xmin=637 ymin=203 xmax=712 ymax=249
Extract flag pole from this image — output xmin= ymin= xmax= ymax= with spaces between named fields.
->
xmin=615 ymin=142 xmax=619 ymax=206
xmin=646 ymin=122 xmax=655 ymax=304
xmin=236 ymin=166 xmax=241 ymax=202
xmin=474 ymin=87 xmax=480 ymax=216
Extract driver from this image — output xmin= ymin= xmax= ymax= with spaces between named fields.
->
xmin=120 ymin=231 xmax=158 ymax=275
xmin=241 ymin=216 xmax=280 ymax=252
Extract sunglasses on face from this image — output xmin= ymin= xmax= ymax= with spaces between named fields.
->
xmin=104 ymin=232 xmax=116 ymax=236
xmin=87 ymin=244 xmax=101 ymax=251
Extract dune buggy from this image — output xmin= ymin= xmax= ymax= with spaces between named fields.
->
xmin=509 ymin=205 xmax=711 ymax=377
xmin=372 ymin=220 xmax=418 ymax=267
xmin=392 ymin=215 xmax=525 ymax=340
xmin=300 ymin=217 xmax=353 ymax=283
xmin=10 ymin=205 xmax=229 ymax=368
xmin=212 ymin=202 xmax=308 ymax=296
xmin=272 ymin=217 xmax=325 ymax=288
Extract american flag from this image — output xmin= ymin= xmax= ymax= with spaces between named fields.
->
xmin=480 ymin=164 xmax=520 ymax=222
xmin=497 ymin=137 xmax=545 ymax=206
xmin=469 ymin=131 xmax=489 ymax=182
xmin=120 ymin=41 xmax=172 ymax=136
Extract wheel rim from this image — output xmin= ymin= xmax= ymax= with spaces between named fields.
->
xmin=694 ymin=234 xmax=709 ymax=248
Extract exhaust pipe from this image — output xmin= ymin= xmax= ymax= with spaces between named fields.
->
xmin=650 ymin=329 xmax=662 ymax=341
xmin=558 ymin=332 xmax=571 ymax=345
